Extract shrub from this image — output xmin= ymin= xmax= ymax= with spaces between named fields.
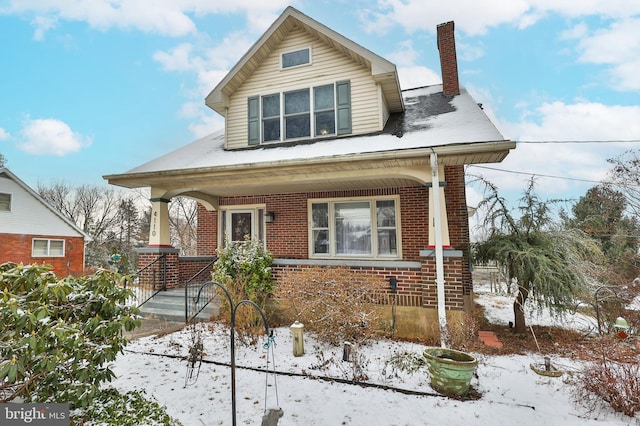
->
xmin=574 ymin=339 xmax=640 ymax=417
xmin=0 ymin=262 xmax=177 ymax=425
xmin=212 ymin=238 xmax=275 ymax=306
xmin=211 ymin=239 xmax=274 ymax=342
xmin=275 ymin=266 xmax=385 ymax=346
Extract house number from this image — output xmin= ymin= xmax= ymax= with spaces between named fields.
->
xmin=152 ymin=210 xmax=157 ymax=237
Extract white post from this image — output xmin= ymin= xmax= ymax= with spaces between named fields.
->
xmin=430 ymin=152 xmax=448 ymax=347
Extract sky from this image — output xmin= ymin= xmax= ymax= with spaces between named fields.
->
xmin=1 ymin=0 xmax=640 ymax=212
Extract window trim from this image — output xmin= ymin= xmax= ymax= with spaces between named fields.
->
xmin=32 ymin=238 xmax=65 ymax=257
xmin=0 ymin=192 xmax=11 ymax=212
xmin=308 ymin=195 xmax=401 ymax=260
xmin=218 ymin=204 xmax=267 ymax=248
xmin=280 ymin=46 xmax=312 ymax=70
xmin=249 ymin=80 xmax=350 ymax=145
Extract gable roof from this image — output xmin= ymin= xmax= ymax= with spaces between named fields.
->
xmin=105 ymin=85 xmax=515 ymax=197
xmin=0 ymin=167 xmax=91 ymax=240
xmin=205 ymin=6 xmax=404 ymax=116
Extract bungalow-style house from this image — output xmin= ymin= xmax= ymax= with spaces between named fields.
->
xmin=104 ymin=7 xmax=515 ymax=338
xmin=0 ymin=167 xmax=89 ymax=276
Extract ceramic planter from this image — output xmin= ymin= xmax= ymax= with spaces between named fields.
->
xmin=423 ymin=347 xmax=478 ymax=396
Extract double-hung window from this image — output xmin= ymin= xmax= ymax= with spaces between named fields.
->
xmin=310 ymin=197 xmax=400 ymax=259
xmin=32 ymin=239 xmax=65 ymax=257
xmin=248 ymin=80 xmax=351 ymax=145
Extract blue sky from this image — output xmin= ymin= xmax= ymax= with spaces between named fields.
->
xmin=1 ymin=0 xmax=639 ymax=210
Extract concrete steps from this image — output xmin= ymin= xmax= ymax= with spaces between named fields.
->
xmin=138 ymin=287 xmax=219 ymax=323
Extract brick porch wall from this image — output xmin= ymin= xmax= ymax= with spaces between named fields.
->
xmin=0 ymin=233 xmax=85 ymax=276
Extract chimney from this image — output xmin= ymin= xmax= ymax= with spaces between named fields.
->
xmin=437 ymin=21 xmax=460 ymax=96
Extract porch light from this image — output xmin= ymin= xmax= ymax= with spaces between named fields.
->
xmin=265 ymin=212 xmax=275 ymax=223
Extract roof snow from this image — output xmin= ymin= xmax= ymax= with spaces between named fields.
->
xmin=124 ymin=85 xmax=507 ymax=175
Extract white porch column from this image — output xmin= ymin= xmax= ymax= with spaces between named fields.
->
xmin=149 ymin=191 xmax=172 ymax=247
xmin=428 ymin=164 xmax=451 ymax=247
xmin=430 ymin=153 xmax=448 ymax=347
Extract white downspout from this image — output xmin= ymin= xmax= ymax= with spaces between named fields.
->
xmin=430 ymin=152 xmax=448 ymax=347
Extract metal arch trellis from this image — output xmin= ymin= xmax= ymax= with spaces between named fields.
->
xmin=187 ymin=281 xmax=271 ymax=426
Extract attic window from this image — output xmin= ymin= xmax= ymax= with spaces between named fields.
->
xmin=0 ymin=193 xmax=10 ymax=211
xmin=281 ymin=47 xmax=311 ymax=69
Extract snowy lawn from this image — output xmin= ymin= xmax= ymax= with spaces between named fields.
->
xmin=107 ymin=284 xmax=639 ymax=425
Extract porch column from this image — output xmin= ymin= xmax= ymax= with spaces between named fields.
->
xmin=427 ymin=163 xmax=451 ymax=248
xmin=149 ymin=194 xmax=172 ymax=247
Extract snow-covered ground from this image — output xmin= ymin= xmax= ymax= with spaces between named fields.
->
xmin=108 ymin=282 xmax=639 ymax=425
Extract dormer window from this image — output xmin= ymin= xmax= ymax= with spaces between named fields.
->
xmin=281 ymin=47 xmax=311 ymax=69
xmin=248 ymin=80 xmax=351 ymax=145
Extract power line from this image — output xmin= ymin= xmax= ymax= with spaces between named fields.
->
xmin=467 ymin=165 xmax=608 ymax=185
xmin=517 ymin=139 xmax=640 ymax=144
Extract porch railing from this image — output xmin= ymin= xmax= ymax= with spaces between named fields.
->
xmin=185 ymin=257 xmax=218 ymax=323
xmin=126 ymin=254 xmax=167 ymax=307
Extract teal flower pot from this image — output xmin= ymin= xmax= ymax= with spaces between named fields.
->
xmin=423 ymin=347 xmax=478 ymax=396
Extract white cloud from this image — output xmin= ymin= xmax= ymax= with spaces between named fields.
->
xmin=574 ymin=18 xmax=640 ymax=91
xmin=512 ymin=101 xmax=640 ymax=141
xmin=359 ymin=0 xmax=531 ymax=36
xmin=152 ymin=31 xmax=254 ymax=137
xmin=386 ymin=40 xmax=419 ymax=67
xmin=7 ymin=0 xmax=291 ymax=39
xmin=479 ymin=101 xmax=640 ymax=199
xmin=397 ymin=66 xmax=441 ymax=90
xmin=0 ymin=128 xmax=10 ymax=140
xmin=188 ymin=113 xmax=224 ymax=139
xmin=359 ymin=0 xmax=640 ymax=37
xmin=17 ymin=118 xmax=92 ymax=156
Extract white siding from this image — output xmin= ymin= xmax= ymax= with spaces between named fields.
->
xmin=0 ymin=176 xmax=82 ymax=236
xmin=226 ymin=28 xmax=383 ymax=149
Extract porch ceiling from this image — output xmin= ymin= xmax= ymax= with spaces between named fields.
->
xmin=106 ymin=145 xmax=512 ymax=200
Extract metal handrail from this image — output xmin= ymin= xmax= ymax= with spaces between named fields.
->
xmin=126 ymin=254 xmax=167 ymax=307
xmin=185 ymin=257 xmax=218 ymax=322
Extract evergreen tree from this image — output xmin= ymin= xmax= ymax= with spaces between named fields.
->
xmin=473 ymin=178 xmax=602 ymax=333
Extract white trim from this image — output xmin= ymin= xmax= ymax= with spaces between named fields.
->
xmin=32 ymin=238 xmax=66 ymax=257
xmin=307 ymin=195 xmax=401 ymax=260
xmin=280 ymin=45 xmax=312 ymax=70
xmin=218 ymin=204 xmax=267 ymax=248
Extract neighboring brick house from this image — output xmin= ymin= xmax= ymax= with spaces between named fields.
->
xmin=0 ymin=167 xmax=88 ymax=276
xmin=105 ymin=7 xmax=515 ymax=338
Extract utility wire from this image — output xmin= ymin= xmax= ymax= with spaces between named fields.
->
xmin=467 ymin=165 xmax=609 ymax=185
xmin=516 ymin=139 xmax=640 ymax=144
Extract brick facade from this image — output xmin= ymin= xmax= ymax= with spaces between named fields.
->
xmin=0 ymin=233 xmax=85 ymax=276
xmin=191 ymin=164 xmax=471 ymax=313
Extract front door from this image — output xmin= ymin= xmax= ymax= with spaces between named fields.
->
xmin=221 ymin=208 xmax=265 ymax=246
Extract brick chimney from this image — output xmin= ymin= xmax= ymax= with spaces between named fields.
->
xmin=437 ymin=21 xmax=460 ymax=96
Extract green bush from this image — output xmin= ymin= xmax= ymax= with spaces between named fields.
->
xmin=212 ymin=238 xmax=275 ymax=306
xmin=0 ymin=262 xmax=177 ymax=425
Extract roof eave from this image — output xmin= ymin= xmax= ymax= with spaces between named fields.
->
xmin=104 ymin=139 xmax=515 ymax=189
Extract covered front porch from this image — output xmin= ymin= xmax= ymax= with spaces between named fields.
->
xmin=106 ymin=140 xmax=514 ymax=339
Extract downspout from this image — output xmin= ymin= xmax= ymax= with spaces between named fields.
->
xmin=430 ymin=151 xmax=448 ymax=347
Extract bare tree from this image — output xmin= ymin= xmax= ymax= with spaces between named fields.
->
xmin=169 ymin=197 xmax=198 ymax=256
xmin=607 ymin=150 xmax=640 ymax=216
